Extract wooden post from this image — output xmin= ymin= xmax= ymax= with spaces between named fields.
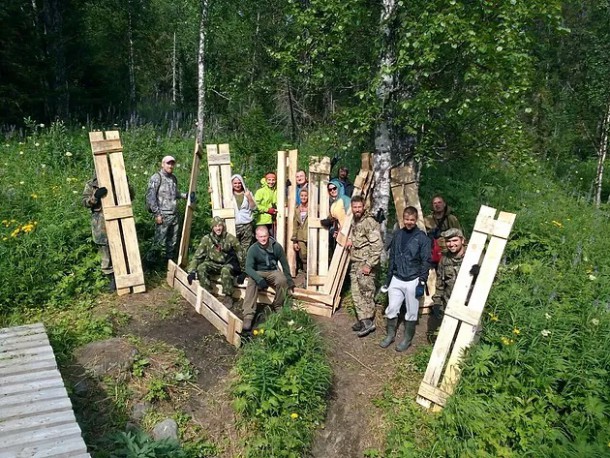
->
xmin=283 ymin=150 xmax=299 ymax=276
xmin=177 ymin=142 xmax=204 ymax=268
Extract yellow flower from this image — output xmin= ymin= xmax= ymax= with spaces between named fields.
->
xmin=10 ymin=228 xmax=20 ymax=237
xmin=591 ymin=318 xmax=600 ymax=326
xmin=501 ymin=337 xmax=514 ymax=346
xmin=290 ymin=413 xmax=299 ymax=420
xmin=253 ymin=329 xmax=259 ymax=336
xmin=22 ymin=223 xmax=34 ymax=233
xmin=31 ymin=193 xmax=38 ymax=199
xmin=551 ymin=220 xmax=563 ymax=228
xmin=513 ymin=328 xmax=520 ymax=335
xmin=259 ymin=328 xmax=265 ymax=335
xmin=488 ymin=312 xmax=499 ymax=322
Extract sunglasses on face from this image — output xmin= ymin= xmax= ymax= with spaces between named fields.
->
xmin=328 ymin=187 xmax=337 ymax=191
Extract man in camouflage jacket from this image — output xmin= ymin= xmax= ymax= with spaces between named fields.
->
xmin=187 ymin=217 xmax=242 ymax=296
xmin=346 ymin=195 xmax=383 ymax=338
xmin=145 ymin=155 xmax=188 ymax=262
xmin=428 ymin=228 xmax=467 ymax=342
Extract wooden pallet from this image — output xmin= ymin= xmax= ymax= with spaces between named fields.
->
xmin=416 ymin=205 xmax=516 ymax=410
xmin=306 ymin=157 xmax=331 ymax=291
xmin=0 ymin=323 xmax=91 ymax=457
xmin=177 ymin=142 xmax=204 ymax=269
xmin=89 ymin=131 xmax=145 ymax=295
xmin=207 ymin=144 xmax=236 ymax=236
xmin=279 ymin=150 xmax=299 ymax=276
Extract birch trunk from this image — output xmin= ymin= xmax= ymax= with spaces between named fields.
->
xmin=127 ymin=0 xmax=136 ymax=108
xmin=372 ymin=0 xmax=397 ymax=228
xmin=196 ymin=0 xmax=211 ymax=145
xmin=172 ymin=31 xmax=177 ymax=105
xmin=595 ymin=98 xmax=610 ymax=207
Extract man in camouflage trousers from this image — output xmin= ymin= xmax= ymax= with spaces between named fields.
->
xmin=145 ymin=155 xmax=189 ymax=263
xmin=346 ymin=195 xmax=383 ymax=337
xmin=428 ymin=228 xmax=466 ymax=342
xmin=82 ymin=175 xmax=115 ymax=291
xmin=187 ymin=217 xmax=242 ymax=297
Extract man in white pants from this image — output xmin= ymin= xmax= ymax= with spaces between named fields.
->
xmin=380 ymin=206 xmax=431 ymax=352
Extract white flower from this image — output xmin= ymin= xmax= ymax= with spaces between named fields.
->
xmin=38 ymin=123 xmax=45 ymax=128
xmin=287 ymin=320 xmax=295 ymax=326
xmin=35 ymin=142 xmax=40 ymax=147
xmin=541 ymin=329 xmax=551 ymax=337
xmin=545 ymin=313 xmax=551 ymax=320
xmin=41 ymin=164 xmax=46 ymax=169
xmin=65 ymin=151 xmax=72 ymax=157
xmin=591 ymin=318 xmax=600 ymax=326
xmin=589 ymin=274 xmax=597 ymax=281
xmin=72 ymin=190 xmax=77 ymax=194
xmin=81 ymin=126 xmax=86 ymax=130
xmin=19 ymin=181 xmax=24 ymax=185
xmin=19 ymin=151 xmax=23 ymax=155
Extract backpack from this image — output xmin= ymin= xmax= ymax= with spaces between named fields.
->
xmin=430 ymin=213 xmax=449 ymax=264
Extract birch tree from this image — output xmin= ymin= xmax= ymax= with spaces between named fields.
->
xmin=196 ymin=0 xmax=210 ymax=145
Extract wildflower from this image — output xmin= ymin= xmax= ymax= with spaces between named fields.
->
xmin=500 ymin=336 xmax=513 ymax=345
xmin=488 ymin=313 xmax=499 ymax=322
xmin=258 ymin=328 xmax=265 ymax=335
xmin=10 ymin=228 xmax=20 ymax=237
xmin=513 ymin=328 xmax=520 ymax=335
xmin=589 ymin=274 xmax=597 ymax=281
xmin=541 ymin=329 xmax=551 ymax=337
xmin=2 ymin=237 xmax=6 ymax=241
xmin=22 ymin=223 xmax=34 ymax=233
xmin=19 ymin=151 xmax=23 ymax=155
xmin=19 ymin=181 xmax=24 ymax=185
xmin=72 ymin=190 xmax=78 ymax=194
xmin=591 ymin=318 xmax=600 ymax=326
xmin=81 ymin=126 xmax=86 ymax=130
xmin=30 ymin=193 xmax=38 ymax=199
xmin=39 ymin=123 xmax=45 ymax=128
xmin=35 ymin=142 xmax=40 ymax=147
xmin=290 ymin=413 xmax=299 ymax=420
xmin=253 ymin=329 xmax=259 ymax=336
xmin=288 ymin=320 xmax=295 ymax=326
xmin=545 ymin=313 xmax=551 ymax=320
xmin=41 ymin=164 xmax=46 ymax=168
xmin=551 ymin=220 xmax=563 ymax=228
xmin=65 ymin=151 xmax=72 ymax=157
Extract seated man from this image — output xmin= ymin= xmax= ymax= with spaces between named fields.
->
xmin=187 ymin=217 xmax=243 ymax=297
xmin=243 ymin=225 xmax=295 ymax=331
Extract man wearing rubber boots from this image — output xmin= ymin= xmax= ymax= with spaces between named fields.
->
xmin=346 ymin=195 xmax=383 ymax=337
xmin=380 ymin=206 xmax=431 ymax=352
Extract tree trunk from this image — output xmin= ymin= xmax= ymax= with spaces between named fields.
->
xmin=595 ymin=98 xmax=610 ymax=207
xmin=372 ymin=0 xmax=398 ymax=228
xmin=196 ymin=0 xmax=211 ymax=145
xmin=127 ymin=0 xmax=137 ymax=110
xmin=172 ymin=31 xmax=177 ymax=105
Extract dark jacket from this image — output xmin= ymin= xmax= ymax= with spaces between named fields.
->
xmin=387 ymin=227 xmax=431 ymax=284
xmin=245 ymin=239 xmax=295 ymax=287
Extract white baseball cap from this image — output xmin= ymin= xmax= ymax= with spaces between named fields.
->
xmin=162 ymin=155 xmax=176 ymax=164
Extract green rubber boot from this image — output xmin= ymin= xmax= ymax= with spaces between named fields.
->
xmin=396 ymin=320 xmax=417 ymax=352
xmin=379 ymin=317 xmax=398 ymax=348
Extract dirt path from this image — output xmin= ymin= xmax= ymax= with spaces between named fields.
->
xmin=84 ymin=283 xmax=427 ymax=457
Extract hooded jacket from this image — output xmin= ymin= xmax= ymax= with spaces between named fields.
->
xmin=254 ymin=177 xmax=278 ymax=226
xmin=231 ymin=174 xmax=255 ymax=225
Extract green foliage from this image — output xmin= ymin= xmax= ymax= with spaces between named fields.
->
xmin=110 ymin=430 xmax=185 ymax=458
xmin=232 ymin=306 xmax=332 ymax=457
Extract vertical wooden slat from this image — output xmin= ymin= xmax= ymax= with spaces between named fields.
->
xmin=178 ymin=142 xmax=203 ymax=268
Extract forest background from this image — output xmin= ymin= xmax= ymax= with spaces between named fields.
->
xmin=1 ymin=0 xmax=610 ymax=456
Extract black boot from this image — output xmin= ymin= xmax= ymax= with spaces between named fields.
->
xmin=379 ymin=317 xmax=398 ymax=348
xmin=357 ymin=319 xmax=376 ymax=338
xmin=396 ymin=320 xmax=417 ymax=352
xmin=107 ymin=274 xmax=116 ymax=292
xmin=351 ymin=320 xmax=363 ymax=332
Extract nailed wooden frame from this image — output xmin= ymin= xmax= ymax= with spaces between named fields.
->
xmin=416 ymin=205 xmax=516 ymax=410
xmin=306 ymin=157 xmax=331 ymax=291
xmin=207 ymin=144 xmax=236 ymax=236
xmin=89 ymin=131 xmax=145 ymax=295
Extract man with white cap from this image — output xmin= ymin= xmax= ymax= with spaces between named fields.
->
xmin=145 ymin=155 xmax=191 ymax=262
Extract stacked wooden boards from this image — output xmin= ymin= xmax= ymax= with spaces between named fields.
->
xmin=0 ymin=323 xmax=91 ymax=457
xmin=88 ymin=131 xmax=145 ymax=295
xmin=416 ymin=205 xmax=516 ymax=410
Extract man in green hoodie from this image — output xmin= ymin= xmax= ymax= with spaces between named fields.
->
xmin=254 ymin=172 xmax=278 ymax=236
xmin=242 ymin=225 xmax=295 ymax=331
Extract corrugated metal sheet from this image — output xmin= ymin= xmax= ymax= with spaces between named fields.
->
xmin=0 ymin=323 xmax=90 ymax=458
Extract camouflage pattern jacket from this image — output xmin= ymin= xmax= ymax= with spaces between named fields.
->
xmin=432 ymin=251 xmax=464 ymax=308
xmin=187 ymin=230 xmax=243 ymax=273
xmin=349 ymin=214 xmax=382 ymax=268
xmin=82 ymin=177 xmax=107 ymax=245
xmin=146 ymin=170 xmax=185 ymax=216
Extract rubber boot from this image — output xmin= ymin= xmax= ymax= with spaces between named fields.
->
xmin=242 ymin=315 xmax=254 ymax=332
xmin=357 ymin=318 xmax=376 ymax=338
xmin=379 ymin=317 xmax=398 ymax=348
xmin=396 ymin=320 xmax=417 ymax=352
xmin=351 ymin=320 xmax=363 ymax=332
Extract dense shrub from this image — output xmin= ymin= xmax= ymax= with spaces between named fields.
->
xmin=232 ymin=306 xmax=332 ymax=457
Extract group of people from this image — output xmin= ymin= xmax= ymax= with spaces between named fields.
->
xmin=84 ymin=154 xmax=469 ymax=348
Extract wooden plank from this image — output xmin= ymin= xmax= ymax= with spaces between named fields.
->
xmin=178 ymin=142 xmax=203 ymax=268
xmin=417 ymin=381 xmax=449 ymax=407
xmin=0 ymin=323 xmax=46 ymax=337
xmin=103 ymin=205 xmax=133 ymax=221
xmin=417 ymin=206 xmax=515 ymax=409
xmin=0 ymin=393 xmax=72 ymax=419
xmin=285 ymin=150 xmax=299 ymax=276
xmin=206 ymin=153 xmax=231 ymax=165
xmin=218 ymin=144 xmax=236 ymax=235
xmin=276 ymin=150 xmax=287 ymax=249
xmin=89 ymin=138 xmax=122 ymax=154
xmin=206 ymin=144 xmax=236 ymax=236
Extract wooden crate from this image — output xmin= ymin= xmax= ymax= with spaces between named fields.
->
xmin=89 ymin=131 xmax=145 ymax=295
xmin=416 ymin=205 xmax=516 ymax=410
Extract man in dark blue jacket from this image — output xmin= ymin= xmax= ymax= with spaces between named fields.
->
xmin=380 ymin=206 xmax=431 ymax=352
